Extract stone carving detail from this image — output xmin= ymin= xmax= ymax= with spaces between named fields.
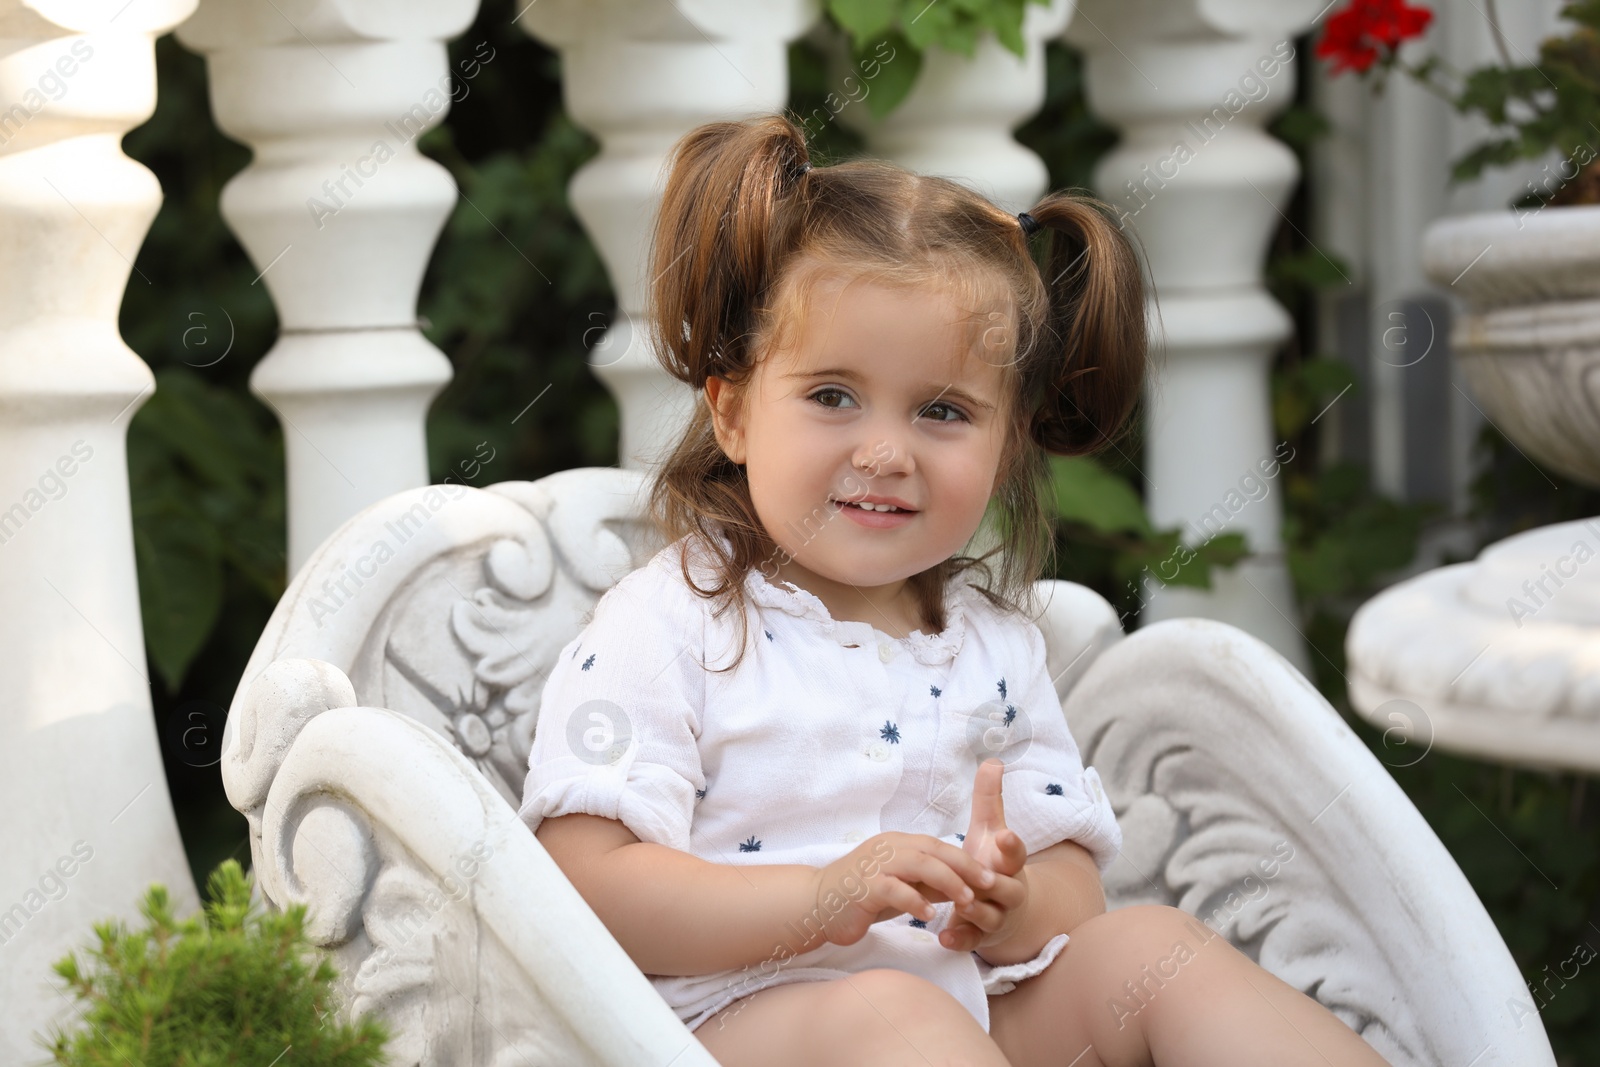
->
xmin=1062 ymin=617 xmax=1555 ymax=1067
xmin=223 ymin=469 xmax=710 ymax=1066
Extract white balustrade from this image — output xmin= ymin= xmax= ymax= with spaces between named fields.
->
xmin=518 ymin=0 xmax=822 ymax=472
xmin=1067 ymin=0 xmax=1323 ymax=674
xmin=176 ymin=0 xmax=480 ymax=574
xmin=0 ymin=1 xmax=199 ymax=1058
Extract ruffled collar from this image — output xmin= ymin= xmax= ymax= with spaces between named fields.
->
xmin=676 ymin=527 xmax=985 ymax=667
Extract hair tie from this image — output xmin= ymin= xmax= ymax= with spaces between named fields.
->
xmin=1017 ymin=212 xmax=1041 ymax=236
xmin=791 ymin=161 xmax=813 ymax=182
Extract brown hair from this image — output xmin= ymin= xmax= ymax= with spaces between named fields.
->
xmin=645 ymin=113 xmax=1147 ymax=672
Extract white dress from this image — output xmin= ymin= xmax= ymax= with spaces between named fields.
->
xmin=517 ymin=529 xmax=1122 ymax=1034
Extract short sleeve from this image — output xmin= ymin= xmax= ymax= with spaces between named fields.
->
xmin=996 ymin=620 xmax=1122 ymax=873
xmin=516 ymin=557 xmax=707 ymax=852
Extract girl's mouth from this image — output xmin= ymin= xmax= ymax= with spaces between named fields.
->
xmin=830 ymin=498 xmax=917 ymax=529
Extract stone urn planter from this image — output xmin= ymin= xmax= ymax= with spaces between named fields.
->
xmin=1345 ymin=206 xmax=1600 ymax=773
xmin=1421 ymin=205 xmax=1600 ymax=485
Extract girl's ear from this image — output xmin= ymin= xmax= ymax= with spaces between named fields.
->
xmin=705 ymin=376 xmax=748 ymax=465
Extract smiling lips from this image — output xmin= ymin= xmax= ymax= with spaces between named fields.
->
xmin=829 ymin=494 xmax=918 ymax=529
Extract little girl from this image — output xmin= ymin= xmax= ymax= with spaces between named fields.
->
xmin=519 ymin=114 xmax=1393 ymax=1067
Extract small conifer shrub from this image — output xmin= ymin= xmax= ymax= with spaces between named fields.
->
xmin=39 ymin=859 xmax=390 ymax=1066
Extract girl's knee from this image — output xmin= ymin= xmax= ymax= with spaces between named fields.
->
xmin=829 ymin=968 xmax=977 ymax=1025
xmin=823 ymin=970 xmax=1006 ymax=1065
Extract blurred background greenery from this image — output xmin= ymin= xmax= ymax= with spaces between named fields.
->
xmin=119 ymin=1 xmax=1597 ymax=1059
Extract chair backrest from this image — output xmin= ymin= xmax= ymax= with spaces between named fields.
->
xmin=229 ymin=468 xmax=664 ymax=808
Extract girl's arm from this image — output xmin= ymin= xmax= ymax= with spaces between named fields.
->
xmin=537 ymin=811 xmax=827 ymax=977
xmin=974 ymin=838 xmax=1106 ymax=968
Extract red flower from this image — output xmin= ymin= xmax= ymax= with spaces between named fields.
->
xmin=1316 ymin=0 xmax=1433 ymax=75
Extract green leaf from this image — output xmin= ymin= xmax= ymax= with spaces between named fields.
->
xmin=992 ymin=13 xmax=1025 ymax=56
xmin=937 ymin=18 xmax=982 ymax=58
xmin=134 ymin=499 xmax=224 ymax=692
xmin=1048 ymin=455 xmax=1152 ymax=535
xmin=1269 ymin=104 xmax=1332 ymax=152
xmin=864 ymin=34 xmax=922 ymax=118
xmin=1266 ymin=246 xmax=1353 ymax=293
xmin=828 ymin=0 xmax=899 ymax=42
xmin=902 ymin=0 xmax=955 ymax=51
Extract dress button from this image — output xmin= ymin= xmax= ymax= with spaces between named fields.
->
xmin=867 ymin=741 xmax=890 ymax=761
xmin=913 ymin=931 xmax=935 ymax=943
xmin=845 ymin=830 xmax=865 ymax=843
xmin=878 ymin=643 xmax=895 ymax=663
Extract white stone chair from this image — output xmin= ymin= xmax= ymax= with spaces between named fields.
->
xmin=221 ymin=466 xmax=1555 ymax=1067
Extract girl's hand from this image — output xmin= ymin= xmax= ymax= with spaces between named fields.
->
xmin=809 ymin=831 xmax=998 ymax=948
xmin=939 ymin=758 xmax=1030 ymax=953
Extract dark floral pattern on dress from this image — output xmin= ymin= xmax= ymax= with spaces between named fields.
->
xmin=930 ymin=685 xmax=941 ymax=697
xmin=909 ymin=917 xmax=927 ymax=928
xmin=739 ymin=835 xmax=762 ymax=852
xmin=695 ymin=788 xmax=706 ymax=800
xmin=1003 ymin=704 xmax=1017 ymax=726
xmin=880 ymin=721 xmax=900 ymax=743
xmin=764 ymin=629 xmax=773 ymax=641
xmin=955 ymin=833 xmax=965 ymax=842
xmin=997 ymin=677 xmax=1006 ymax=699
xmin=581 ymin=653 xmax=596 ymax=671
xmin=1045 ymin=783 xmax=1064 ymax=796
xmin=571 ymin=643 xmax=581 ymax=660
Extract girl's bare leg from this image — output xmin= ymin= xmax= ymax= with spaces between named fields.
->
xmin=694 ymin=968 xmax=1013 ymax=1067
xmin=988 ymin=905 xmax=1392 ymax=1067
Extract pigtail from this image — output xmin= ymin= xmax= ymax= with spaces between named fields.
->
xmin=645 ymin=115 xmax=817 ymax=671
xmin=647 ymin=115 xmax=812 ymax=390
xmin=1020 ymin=192 xmax=1148 ymax=456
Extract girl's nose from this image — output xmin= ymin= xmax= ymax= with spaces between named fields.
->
xmin=854 ymin=435 xmax=913 ymax=478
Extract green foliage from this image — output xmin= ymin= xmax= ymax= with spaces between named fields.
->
xmin=824 ymin=0 xmax=1054 ymax=116
xmin=1267 ymin=102 xmax=1333 ymax=154
xmin=1265 ymin=247 xmax=1354 ymax=309
xmin=1269 ymin=356 xmax=1351 ymax=440
xmin=1049 ymin=455 xmax=1151 ymax=536
xmin=1045 ymin=452 xmax=1252 ymax=617
xmin=40 ymin=860 xmax=388 ymax=1067
xmin=1389 ymin=2 xmax=1600 ymax=187
xmin=130 ymin=368 xmax=286 ymax=692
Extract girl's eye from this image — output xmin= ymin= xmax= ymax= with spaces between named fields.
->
xmin=809 ymin=387 xmax=856 ymax=410
xmin=919 ymin=402 xmax=970 ymax=424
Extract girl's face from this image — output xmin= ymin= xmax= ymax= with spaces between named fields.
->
xmin=706 ymin=272 xmax=1011 ymax=592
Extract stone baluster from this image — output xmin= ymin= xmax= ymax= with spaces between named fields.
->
xmin=0 ymin=1 xmax=199 ymax=1058
xmin=830 ymin=0 xmax=1077 ymax=214
xmin=518 ymin=0 xmax=821 ymax=471
xmin=176 ymin=0 xmax=480 ymax=573
xmin=1067 ymin=1 xmax=1323 ymax=673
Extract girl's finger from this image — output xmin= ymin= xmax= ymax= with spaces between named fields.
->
xmin=978 ymin=870 xmax=1027 ymax=911
xmin=862 ymin=873 xmax=936 ymax=925
xmin=895 ymin=853 xmax=979 ymax=910
xmin=993 ymin=828 xmax=1028 ymax=876
xmin=939 ymin=919 xmax=983 ymax=952
xmin=951 ymin=896 xmax=1006 ymax=933
xmin=964 ymin=759 xmax=1006 ymax=842
xmin=924 ymin=840 xmax=998 ymax=897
